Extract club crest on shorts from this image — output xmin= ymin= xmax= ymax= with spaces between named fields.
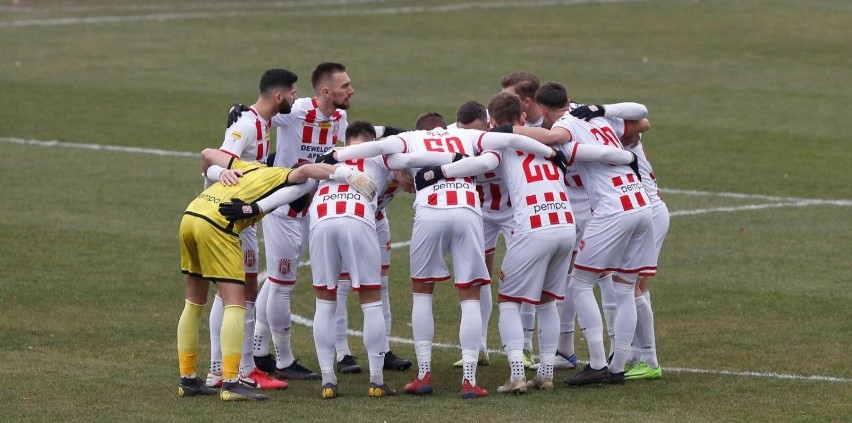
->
xmin=578 ymin=240 xmax=585 ymax=251
xmin=244 ymin=249 xmax=256 ymax=267
xmin=278 ymin=259 xmax=292 ymax=276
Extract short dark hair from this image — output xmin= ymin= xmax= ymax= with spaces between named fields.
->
xmin=500 ymin=71 xmax=540 ymax=100
xmin=311 ymin=62 xmax=347 ymax=90
xmin=414 ymin=112 xmax=446 ymax=131
xmin=259 ymin=69 xmax=298 ymax=94
xmin=535 ymin=82 xmax=569 ymax=110
xmin=345 ymin=120 xmax=377 ymax=141
xmin=455 ymin=101 xmax=487 ymax=125
xmin=487 ymin=92 xmax=523 ymax=126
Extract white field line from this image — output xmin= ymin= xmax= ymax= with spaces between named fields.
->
xmin=266 ymin=261 xmax=852 ymax=383
xmin=0 ymin=0 xmax=647 ymax=28
xmin=0 ymin=137 xmax=197 ymax=157
xmin=7 ymin=135 xmax=849 ymax=383
xmin=4 ymin=136 xmax=851 ymax=210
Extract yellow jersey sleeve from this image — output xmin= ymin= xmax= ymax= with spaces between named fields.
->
xmin=184 ymin=164 xmax=293 ymax=236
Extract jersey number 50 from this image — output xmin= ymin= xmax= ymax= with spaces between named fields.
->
xmin=424 ymin=137 xmax=465 ymax=154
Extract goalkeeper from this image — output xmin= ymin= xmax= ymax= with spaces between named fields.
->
xmin=176 ymin=148 xmax=376 ymax=402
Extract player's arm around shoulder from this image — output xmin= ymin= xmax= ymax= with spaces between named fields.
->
xmin=284 ymin=163 xmax=337 ymax=185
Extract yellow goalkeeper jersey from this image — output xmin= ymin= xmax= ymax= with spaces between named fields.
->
xmin=184 ymin=157 xmax=292 ymax=236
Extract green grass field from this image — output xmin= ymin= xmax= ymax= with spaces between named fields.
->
xmin=2 ymin=0 xmax=851 ymax=422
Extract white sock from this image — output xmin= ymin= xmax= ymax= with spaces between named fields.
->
xmin=269 ymin=283 xmax=295 ymax=369
xmin=412 ymin=293 xmax=434 ymax=378
xmin=635 ymin=294 xmax=659 ymax=368
xmin=498 ymin=302 xmax=525 ymax=379
xmin=209 ymin=295 xmax=223 ymax=374
xmin=253 ymin=281 xmax=271 ymax=357
xmin=335 ymin=280 xmax=352 ymax=361
xmin=520 ymin=301 xmax=536 ymax=351
xmin=609 ymin=280 xmax=638 ymax=373
xmin=239 ymin=301 xmax=256 ymax=376
xmin=536 ymin=302 xmax=559 ymax=380
xmin=479 ymin=284 xmax=492 ymax=352
xmin=361 ymin=300 xmax=386 ymax=385
xmin=381 ymin=275 xmax=392 ymax=351
xmin=459 ymin=300 xmax=482 ymax=385
xmin=598 ymin=273 xmax=617 ymax=357
xmin=558 ymin=274 xmax=576 ymax=356
xmin=571 ymin=272 xmax=607 ymax=369
xmin=312 ymin=298 xmax=337 ymax=386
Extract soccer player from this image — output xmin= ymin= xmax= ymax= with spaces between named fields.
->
xmin=622 ymin=133 xmax=669 ymax=381
xmin=510 ymin=82 xmax=653 ymax=386
xmin=501 ymin=71 xmax=545 ymax=367
xmin=320 ymin=112 xmax=570 ymax=398
xmin=422 ymin=92 xmax=638 ymax=393
xmin=332 ymin=121 xmax=412 ymax=375
xmin=307 ymin=124 xmax=455 ymax=399
xmin=177 ymin=148 xmax=372 ymax=401
xmin=203 ymin=69 xmax=295 ymax=391
xmin=253 ymin=62 xmax=354 ymax=381
xmin=447 ymin=101 xmax=495 ymax=369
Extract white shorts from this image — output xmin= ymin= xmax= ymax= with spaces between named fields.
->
xmin=310 ymin=217 xmax=381 ymax=293
xmin=340 ymin=214 xmax=391 ymax=281
xmin=239 ymin=224 xmax=259 ymax=277
xmin=574 ymin=207 xmax=656 ymax=278
xmin=410 ymin=207 xmax=490 ymax=287
xmin=262 ymin=208 xmax=309 ymax=285
xmin=482 ymin=208 xmax=513 ymax=255
xmin=499 ymin=227 xmax=575 ymax=304
xmin=567 ymin=187 xmax=592 ymax=252
xmin=640 ymin=202 xmax=671 ymax=277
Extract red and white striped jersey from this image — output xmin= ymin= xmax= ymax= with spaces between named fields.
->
xmin=207 ymin=107 xmax=270 ymax=189
xmin=309 ymin=156 xmax=389 ymax=230
xmin=474 ymin=117 xmax=546 ymax=218
xmin=476 ymin=171 xmax=511 ymax=216
xmin=393 ymin=127 xmax=486 ymax=213
xmin=627 ymin=141 xmax=664 ymax=206
xmin=557 ymin=115 xmax=650 ymax=218
xmin=375 ymin=176 xmax=402 ymax=221
xmin=272 ymin=97 xmax=347 ymax=167
xmin=487 ymin=148 xmax=574 ymax=234
xmin=271 ymin=97 xmax=347 ymax=218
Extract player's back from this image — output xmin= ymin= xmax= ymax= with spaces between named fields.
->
xmin=309 ymin=156 xmax=388 ymax=229
xmin=187 ymin=161 xmax=291 ymax=234
xmin=397 ymin=127 xmax=485 ymax=213
xmin=568 ymin=116 xmax=649 ymax=218
xmin=497 ymin=148 xmax=574 ymax=234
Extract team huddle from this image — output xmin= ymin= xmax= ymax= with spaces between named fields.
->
xmin=175 ymin=63 xmax=669 ymax=401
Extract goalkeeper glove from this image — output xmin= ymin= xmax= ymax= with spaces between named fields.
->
xmin=570 ymin=104 xmax=605 ymax=121
xmin=414 ymin=166 xmax=445 ymax=191
xmin=219 ymin=198 xmax=261 ymax=221
xmin=226 ymin=103 xmax=250 ymax=128
xmin=330 ymin=166 xmax=377 ymax=201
